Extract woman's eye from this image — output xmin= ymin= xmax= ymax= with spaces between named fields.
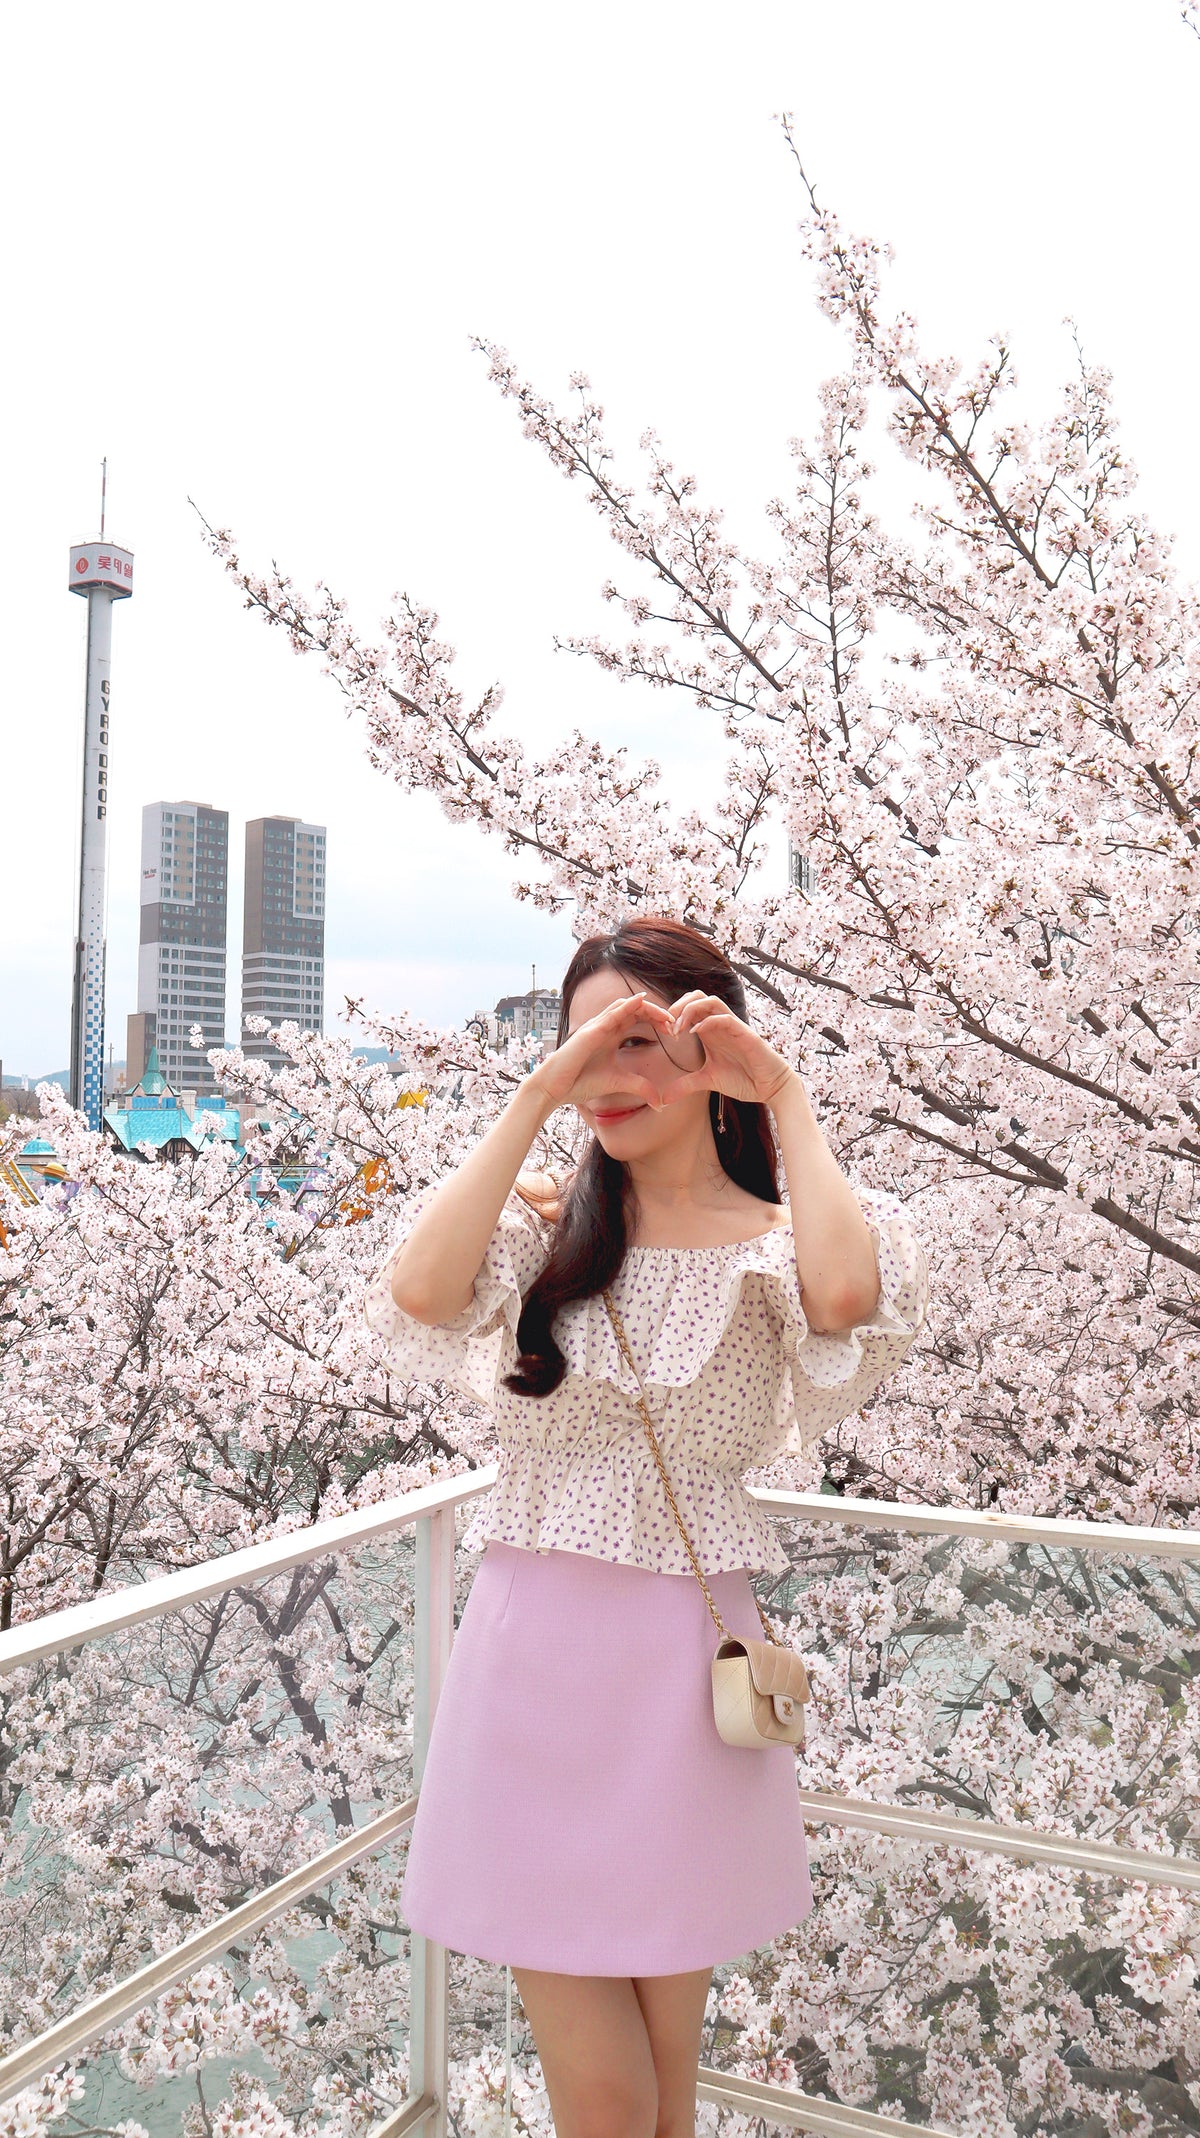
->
xmin=619 ymin=1035 xmax=649 ymax=1048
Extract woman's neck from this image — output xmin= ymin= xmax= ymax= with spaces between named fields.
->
xmin=623 ymin=1132 xmax=733 ymax=1216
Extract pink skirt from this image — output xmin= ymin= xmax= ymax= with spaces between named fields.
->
xmin=400 ymin=1539 xmax=813 ymax=1975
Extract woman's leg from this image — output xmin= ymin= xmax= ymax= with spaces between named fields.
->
xmin=511 ymin=1965 xmax=712 ymax=2138
xmin=632 ymin=1969 xmax=713 ymax=2138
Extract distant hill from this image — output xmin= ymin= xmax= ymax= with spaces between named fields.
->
xmin=1 ymin=1045 xmax=407 ymax=1103
xmin=4 ymin=1048 xmax=403 ymax=1087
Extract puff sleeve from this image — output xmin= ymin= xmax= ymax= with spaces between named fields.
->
xmin=361 ymin=1184 xmax=552 ymax=1406
xmin=758 ymin=1186 xmax=930 ymax=1458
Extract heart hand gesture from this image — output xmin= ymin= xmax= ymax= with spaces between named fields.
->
xmin=657 ymin=992 xmax=796 ymax=1111
xmin=526 ymin=990 xmax=675 ymax=1114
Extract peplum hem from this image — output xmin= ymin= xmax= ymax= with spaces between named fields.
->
xmin=459 ymin=1442 xmax=790 ymax=1578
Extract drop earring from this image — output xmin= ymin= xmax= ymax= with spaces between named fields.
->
xmin=716 ymin=1093 xmax=728 ymax=1136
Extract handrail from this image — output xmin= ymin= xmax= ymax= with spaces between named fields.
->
xmin=0 ymin=1467 xmax=496 ymax=1676
xmin=0 ymin=1493 xmax=462 ymax=2124
xmin=796 ymin=1790 xmax=1200 ymax=1894
xmin=4 ymin=1476 xmax=1199 ymax=2136
xmin=695 ymin=2071 xmax=956 ymax=2137
xmin=4 ymin=1472 xmax=1197 ymax=1678
xmin=0 ymin=1800 xmax=418 ymax=2103
xmin=751 ymin=1487 xmax=1200 ymax=1561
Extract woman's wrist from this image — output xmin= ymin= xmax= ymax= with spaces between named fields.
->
xmin=764 ymin=1066 xmax=811 ymax=1122
xmin=515 ymin=1069 xmax=561 ymax=1133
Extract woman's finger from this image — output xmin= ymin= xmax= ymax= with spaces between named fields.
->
xmin=656 ymin=1068 xmax=712 ymax=1107
xmin=623 ymin=1076 xmax=667 ymax=1109
xmin=667 ymin=1015 xmax=739 ymax=1067
xmin=604 ymin=991 xmax=672 ymax=1028
xmin=671 ymin=995 xmax=733 ymax=1036
xmin=666 ymin=989 xmax=708 ymax=1022
xmin=666 ymin=989 xmax=711 ymax=1017
xmin=597 ymin=991 xmax=649 ymax=1024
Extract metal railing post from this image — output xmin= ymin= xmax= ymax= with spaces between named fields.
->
xmin=407 ymin=1505 xmax=457 ymax=2138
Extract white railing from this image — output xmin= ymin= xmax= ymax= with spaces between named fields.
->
xmin=2 ymin=1473 xmax=1198 ymax=2138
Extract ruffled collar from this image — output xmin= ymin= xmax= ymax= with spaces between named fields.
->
xmin=625 ymin=1220 xmax=794 ymax=1256
xmin=552 ymin=1222 xmax=801 ymax=1398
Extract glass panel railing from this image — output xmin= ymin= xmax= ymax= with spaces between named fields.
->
xmin=1 ymin=1495 xmax=491 ymax=2086
xmin=7 ymin=1492 xmax=1200 ymax=2138
xmin=1 ymin=1533 xmax=422 ymax=2067
xmin=703 ymin=1829 xmax=1200 ymax=2134
xmin=442 ymin=1953 xmax=544 ymax=2132
xmin=765 ymin=1515 xmax=1200 ymax=1863
xmin=15 ymin=1851 xmax=414 ymax=2138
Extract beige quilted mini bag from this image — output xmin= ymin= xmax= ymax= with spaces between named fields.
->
xmin=601 ymin=1287 xmax=811 ymax=1750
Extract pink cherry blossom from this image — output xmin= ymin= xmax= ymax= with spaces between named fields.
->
xmin=7 ymin=112 xmax=1200 ymax=2130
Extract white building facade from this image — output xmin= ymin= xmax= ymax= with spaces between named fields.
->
xmin=241 ymin=816 xmax=327 ymax=1068
xmin=129 ymin=801 xmax=229 ymax=1092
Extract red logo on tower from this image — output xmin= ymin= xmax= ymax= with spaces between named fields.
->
xmin=68 ymin=545 xmax=135 ymax=598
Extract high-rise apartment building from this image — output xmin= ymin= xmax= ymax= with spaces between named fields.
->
xmin=241 ymin=816 xmax=326 ymax=1067
xmin=127 ymin=801 xmax=229 ymax=1091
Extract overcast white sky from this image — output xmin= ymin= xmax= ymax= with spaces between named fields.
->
xmin=3 ymin=0 xmax=1197 ymax=1078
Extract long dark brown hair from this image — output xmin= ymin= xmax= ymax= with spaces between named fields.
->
xmin=503 ymin=916 xmax=781 ymax=1397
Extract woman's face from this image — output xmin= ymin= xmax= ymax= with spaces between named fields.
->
xmin=563 ymin=966 xmax=711 ymax=1158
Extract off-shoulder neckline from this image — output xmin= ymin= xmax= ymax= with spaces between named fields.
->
xmin=626 ymin=1220 xmax=794 ymax=1255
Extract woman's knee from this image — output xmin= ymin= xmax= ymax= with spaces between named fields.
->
xmin=567 ymin=2078 xmax=658 ymax=2138
xmin=532 ymin=2060 xmax=658 ymax=2138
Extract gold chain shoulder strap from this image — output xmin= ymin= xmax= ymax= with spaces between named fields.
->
xmin=601 ymin=1286 xmax=781 ymax=1650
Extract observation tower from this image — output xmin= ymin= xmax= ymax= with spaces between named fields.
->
xmin=68 ymin=462 xmax=133 ymax=1131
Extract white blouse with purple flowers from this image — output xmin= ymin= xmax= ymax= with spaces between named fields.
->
xmin=361 ymin=1184 xmax=930 ymax=1578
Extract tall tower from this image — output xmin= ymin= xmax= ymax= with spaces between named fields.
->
xmin=242 ymin=816 xmax=326 ymax=1069
xmin=129 ymin=801 xmax=229 ymax=1092
xmin=68 ymin=464 xmax=133 ymax=1131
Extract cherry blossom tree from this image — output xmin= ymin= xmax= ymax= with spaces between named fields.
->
xmin=194 ymin=117 xmax=1200 ymax=1538
xmin=6 ymin=107 xmax=1200 ymax=2135
xmin=1 ymin=1020 xmax=560 ymax=2138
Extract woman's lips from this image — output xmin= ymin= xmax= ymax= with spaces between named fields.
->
xmin=592 ymin=1102 xmax=646 ymax=1123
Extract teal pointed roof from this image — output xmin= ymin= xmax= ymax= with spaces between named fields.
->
xmin=134 ymin=1045 xmax=169 ymax=1097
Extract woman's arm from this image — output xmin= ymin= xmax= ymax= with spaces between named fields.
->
xmin=389 ymin=1077 xmax=556 ymax=1324
xmin=389 ymin=989 xmax=673 ymax=1325
xmin=656 ymin=993 xmax=883 ymax=1336
xmin=767 ymin=1074 xmax=881 ymax=1334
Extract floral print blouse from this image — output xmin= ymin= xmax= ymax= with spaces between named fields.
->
xmin=362 ymin=1184 xmax=929 ymax=1578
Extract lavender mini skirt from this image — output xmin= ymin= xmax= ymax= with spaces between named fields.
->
xmin=399 ymin=1539 xmax=813 ymax=1975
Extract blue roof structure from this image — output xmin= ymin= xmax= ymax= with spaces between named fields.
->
xmin=104 ymin=1050 xmax=240 ymax=1156
xmin=106 ymin=1105 xmax=239 ymax=1155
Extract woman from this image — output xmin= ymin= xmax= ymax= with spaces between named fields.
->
xmin=363 ymin=916 xmax=929 ymax=2138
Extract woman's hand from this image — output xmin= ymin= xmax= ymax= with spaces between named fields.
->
xmin=525 ymin=991 xmax=675 ymax=1113
xmin=656 ymin=992 xmax=797 ymax=1110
